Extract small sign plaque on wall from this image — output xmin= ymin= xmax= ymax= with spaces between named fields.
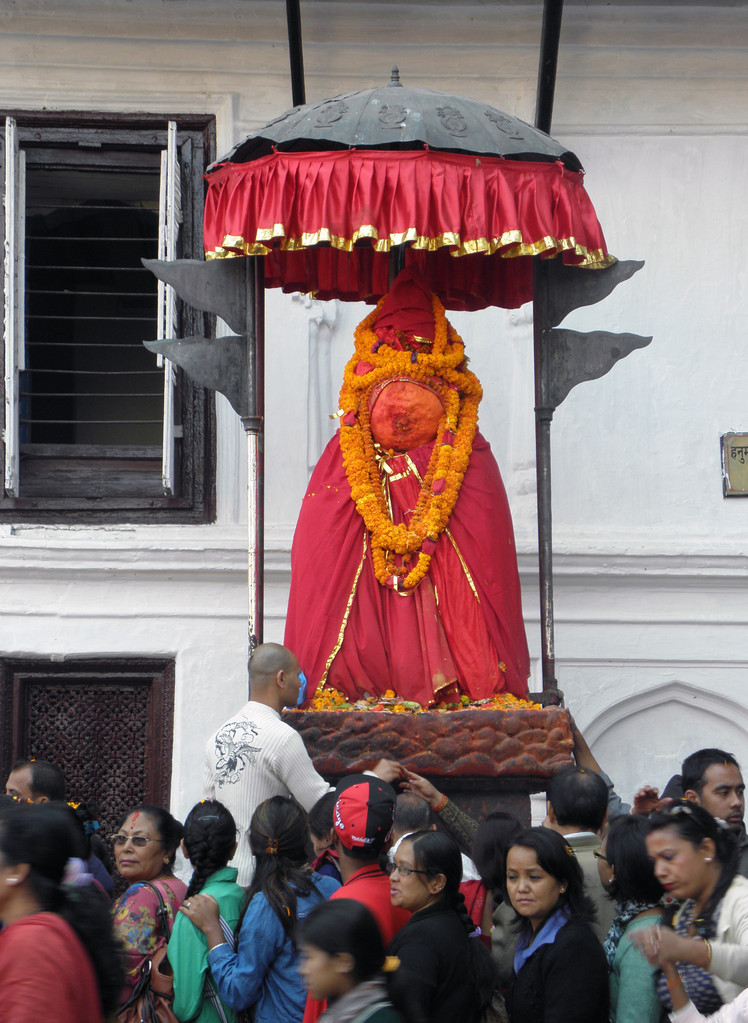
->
xmin=722 ymin=433 xmax=748 ymax=496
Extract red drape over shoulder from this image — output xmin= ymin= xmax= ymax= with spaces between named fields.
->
xmin=284 ymin=431 xmax=530 ymax=706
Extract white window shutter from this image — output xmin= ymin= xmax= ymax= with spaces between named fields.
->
xmin=3 ymin=116 xmax=24 ymax=497
xmin=157 ymin=121 xmax=182 ymax=495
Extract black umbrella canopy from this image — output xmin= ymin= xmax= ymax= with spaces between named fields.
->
xmin=212 ymin=68 xmax=582 ymax=172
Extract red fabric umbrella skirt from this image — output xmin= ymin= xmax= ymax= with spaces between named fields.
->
xmin=204 ymin=148 xmax=613 ymax=311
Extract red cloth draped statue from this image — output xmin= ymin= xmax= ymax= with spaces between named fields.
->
xmin=285 ymin=269 xmax=530 ymax=707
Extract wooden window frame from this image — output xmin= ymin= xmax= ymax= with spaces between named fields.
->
xmin=0 ymin=111 xmax=216 ymax=523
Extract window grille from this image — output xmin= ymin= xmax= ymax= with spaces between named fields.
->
xmin=0 ymin=115 xmax=215 ymax=521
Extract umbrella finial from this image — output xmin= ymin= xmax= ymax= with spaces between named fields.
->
xmin=389 ymin=65 xmax=402 ymax=87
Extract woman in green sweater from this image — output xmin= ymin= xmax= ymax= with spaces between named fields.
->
xmin=168 ymin=800 xmax=246 ymax=1023
xmin=598 ymin=814 xmax=664 ymax=1023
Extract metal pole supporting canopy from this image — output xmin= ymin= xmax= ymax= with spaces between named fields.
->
xmin=532 ymin=0 xmax=565 ymax=698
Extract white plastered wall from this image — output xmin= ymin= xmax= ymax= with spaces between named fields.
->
xmin=0 ymin=1 xmax=746 ymax=822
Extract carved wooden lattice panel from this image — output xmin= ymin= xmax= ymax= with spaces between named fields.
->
xmin=0 ymin=658 xmax=174 ymax=840
xmin=26 ymin=680 xmax=149 ymax=834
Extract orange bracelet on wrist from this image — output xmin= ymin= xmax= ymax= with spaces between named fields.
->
xmin=433 ymin=793 xmax=448 ymax=813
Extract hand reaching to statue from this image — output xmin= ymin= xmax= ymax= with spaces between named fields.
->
xmin=371 ymin=758 xmax=406 ymax=784
xmin=401 ymin=769 xmax=445 ymax=810
xmin=632 ymin=786 xmax=674 ymax=814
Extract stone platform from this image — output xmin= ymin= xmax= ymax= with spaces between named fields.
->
xmin=284 ymin=704 xmax=574 ymax=825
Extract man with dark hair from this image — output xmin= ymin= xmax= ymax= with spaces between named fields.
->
xmin=303 ymin=774 xmax=410 ymax=1023
xmin=330 ymin=775 xmax=410 ymax=943
xmin=5 ymin=758 xmax=66 ymax=803
xmin=545 ymin=765 xmax=613 ymax=939
xmin=392 ymin=792 xmax=433 ymax=844
xmin=547 ymin=765 xmax=609 ymax=834
xmin=682 ymin=747 xmax=748 ymax=874
xmin=388 ymin=793 xmax=436 ymax=873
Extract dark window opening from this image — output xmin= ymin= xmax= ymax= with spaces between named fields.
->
xmin=0 ymin=115 xmax=216 ymax=521
xmin=24 ymin=164 xmax=163 ymax=448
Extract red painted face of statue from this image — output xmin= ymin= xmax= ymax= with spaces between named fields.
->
xmin=369 ymin=380 xmax=444 ymax=451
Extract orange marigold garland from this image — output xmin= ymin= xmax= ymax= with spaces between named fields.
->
xmin=339 ymin=292 xmax=482 ymax=590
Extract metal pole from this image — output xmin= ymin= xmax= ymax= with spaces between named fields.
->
xmin=535 ymin=0 xmax=564 ymax=134
xmin=243 ymin=258 xmax=265 ymax=686
xmin=255 ymin=259 xmax=266 ymax=637
xmin=532 ymin=0 xmax=564 ymax=699
xmin=286 ymin=0 xmax=306 ymax=107
xmin=532 ymin=260 xmax=558 ymax=696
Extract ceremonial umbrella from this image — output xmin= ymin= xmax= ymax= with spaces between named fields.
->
xmin=147 ymin=72 xmax=646 ymax=696
xmin=202 ymin=69 xmax=614 ymax=311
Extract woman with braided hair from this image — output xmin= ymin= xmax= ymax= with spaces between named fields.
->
xmin=386 ymin=829 xmax=500 ymax=1023
xmin=168 ymin=800 xmax=245 ymax=1023
xmin=181 ymin=795 xmax=339 ymax=1023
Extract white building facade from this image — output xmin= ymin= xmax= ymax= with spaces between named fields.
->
xmin=0 ymin=0 xmax=746 ymax=822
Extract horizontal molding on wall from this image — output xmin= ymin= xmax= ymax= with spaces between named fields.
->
xmin=0 ymin=537 xmax=745 ymax=641
xmin=556 ymin=124 xmax=748 ymax=137
xmin=1 ymin=532 xmax=747 ymax=581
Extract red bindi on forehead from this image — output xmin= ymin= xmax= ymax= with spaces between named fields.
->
xmin=126 ymin=810 xmax=157 ymax=834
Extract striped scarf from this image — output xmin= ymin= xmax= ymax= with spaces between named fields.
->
xmin=204 ymin=915 xmax=237 ymax=1023
xmin=603 ymin=900 xmax=661 ymax=968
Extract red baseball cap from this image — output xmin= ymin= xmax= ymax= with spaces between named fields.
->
xmin=333 ymin=775 xmax=395 ymax=851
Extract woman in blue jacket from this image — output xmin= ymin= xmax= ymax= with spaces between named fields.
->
xmin=180 ymin=796 xmax=339 ymax=1023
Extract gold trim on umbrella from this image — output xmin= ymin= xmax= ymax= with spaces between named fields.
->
xmin=206 ymin=226 xmax=615 ymax=269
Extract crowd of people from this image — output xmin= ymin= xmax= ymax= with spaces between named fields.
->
xmin=1 ymin=643 xmax=748 ymax=1023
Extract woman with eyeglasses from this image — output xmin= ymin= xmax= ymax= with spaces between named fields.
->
xmin=111 ymin=803 xmax=187 ymax=1002
xmin=505 ymin=827 xmax=608 ymax=1023
xmin=596 ymin=814 xmax=664 ymax=1023
xmin=168 ymin=800 xmax=246 ymax=1023
xmin=386 ymin=830 xmax=500 ymax=1023
xmin=632 ymin=801 xmax=748 ymax=1017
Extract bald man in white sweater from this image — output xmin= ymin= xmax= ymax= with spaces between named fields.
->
xmin=204 ymin=643 xmax=400 ymax=884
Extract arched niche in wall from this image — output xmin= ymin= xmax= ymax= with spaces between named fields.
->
xmin=584 ymin=682 xmax=748 ymax=809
